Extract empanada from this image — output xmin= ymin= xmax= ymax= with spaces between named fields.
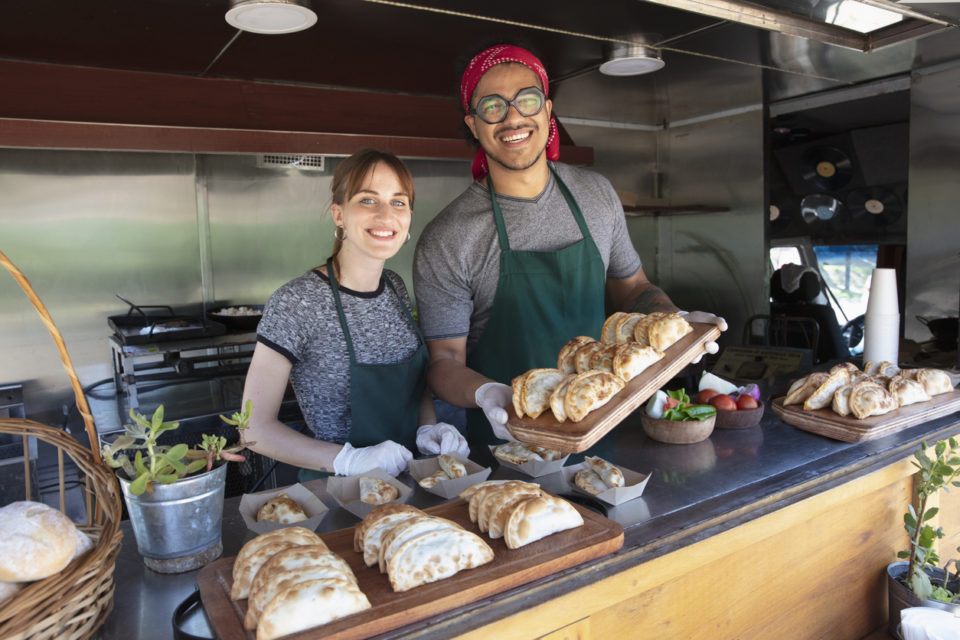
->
xmin=361 ymin=510 xmax=422 ymax=567
xmin=647 ymin=313 xmax=693 ymax=352
xmin=614 ymin=313 xmax=645 ymax=344
xmin=417 ymin=469 xmax=448 ymax=489
xmin=574 ymin=342 xmax=607 ymax=374
xmin=378 ymin=516 xmax=461 ymax=574
xmin=564 ymin=370 xmax=626 ymax=423
xmin=504 ymin=495 xmax=584 ymax=550
xmin=574 ymin=468 xmax=608 ymax=495
xmin=889 ymin=376 xmax=931 ymax=408
xmin=917 ymin=368 xmax=954 ymax=396
xmin=588 ymin=344 xmax=621 ymax=374
xmin=511 ymin=371 xmax=530 ymax=417
xmin=359 ymin=476 xmax=399 ymax=505
xmin=256 ymin=492 xmax=307 ymax=524
xmin=612 ymin=343 xmax=663 ymax=383
xmin=783 ymin=372 xmax=829 ymax=406
xmin=585 ymin=456 xmax=624 ymax=488
xmin=549 ymin=374 xmax=577 ymax=421
xmin=256 ymin=578 xmax=371 ymax=640
xmin=232 ymin=527 xmax=324 ymax=600
xmin=849 ymin=381 xmax=897 ymax=419
xmin=488 ymin=493 xmax=542 ymax=539
xmin=632 ymin=312 xmax=669 ymax=346
xmin=831 ymin=384 xmax=853 ymax=416
xmin=387 ymin=527 xmax=494 ymax=592
xmin=522 ymin=368 xmax=568 ymax=419
xmin=477 ymin=483 xmax=541 ymax=534
xmin=493 ymin=441 xmax=542 ymax=465
xmin=354 ymin=503 xmax=420 ymax=553
xmin=557 ymin=336 xmax=596 ymax=375
xmin=601 ymin=312 xmax=629 ymax=344
xmin=803 ymin=369 xmax=851 ymax=411
xmin=438 ymin=454 xmax=466 ymax=479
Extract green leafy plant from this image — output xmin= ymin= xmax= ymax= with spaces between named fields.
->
xmin=102 ymin=400 xmax=254 ymax=496
xmin=897 ymin=437 xmax=960 ymax=601
xmin=661 ymin=389 xmax=717 ymax=422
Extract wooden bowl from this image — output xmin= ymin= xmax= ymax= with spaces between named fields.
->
xmin=641 ymin=413 xmax=716 ymax=444
xmin=714 ymin=401 xmax=764 ymax=430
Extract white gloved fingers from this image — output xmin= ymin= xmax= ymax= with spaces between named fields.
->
xmin=690 ymin=340 xmax=720 ymax=364
xmin=333 ymin=440 xmax=412 ymax=476
xmin=415 ymin=424 xmax=442 ymax=455
xmin=681 ymin=310 xmax=728 ymax=332
xmin=475 ymin=382 xmax=513 ymax=409
xmin=438 ymin=430 xmax=458 ymax=454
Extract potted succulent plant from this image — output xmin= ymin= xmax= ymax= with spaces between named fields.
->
xmin=101 ymin=401 xmax=253 ymax=573
xmin=887 ymin=437 xmax=960 ymax=637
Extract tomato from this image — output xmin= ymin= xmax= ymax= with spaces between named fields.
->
xmin=709 ymin=394 xmax=737 ymax=411
xmin=736 ymin=394 xmax=759 ymax=410
xmin=662 ymin=397 xmax=680 ymax=411
xmin=695 ymin=389 xmax=721 ymax=405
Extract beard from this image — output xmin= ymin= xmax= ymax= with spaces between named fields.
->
xmin=481 ymin=124 xmax=548 ymax=173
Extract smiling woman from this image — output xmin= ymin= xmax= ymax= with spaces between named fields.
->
xmin=239 ymin=148 xmax=462 ymax=482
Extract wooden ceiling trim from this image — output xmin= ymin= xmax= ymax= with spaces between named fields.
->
xmin=0 ymin=60 xmax=593 ymax=162
xmin=0 ymin=117 xmax=595 ymax=165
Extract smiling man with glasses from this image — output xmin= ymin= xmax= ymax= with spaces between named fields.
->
xmin=412 ymin=43 xmax=727 ymax=458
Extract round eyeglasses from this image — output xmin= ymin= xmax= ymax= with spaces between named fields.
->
xmin=470 ymin=86 xmax=546 ymax=124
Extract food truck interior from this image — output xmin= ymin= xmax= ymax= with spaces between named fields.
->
xmin=1 ymin=1 xmax=958 ymax=492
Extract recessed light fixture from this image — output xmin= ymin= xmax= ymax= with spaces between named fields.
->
xmin=599 ymin=43 xmax=665 ymax=76
xmin=225 ymin=0 xmax=318 ymax=34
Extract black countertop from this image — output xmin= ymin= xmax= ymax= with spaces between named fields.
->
xmin=91 ymin=403 xmax=960 ymax=640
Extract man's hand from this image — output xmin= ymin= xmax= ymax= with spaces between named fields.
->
xmin=333 ymin=441 xmax=413 ymax=477
xmin=474 ymin=382 xmax=516 ymax=441
xmin=416 ymin=423 xmax=470 ymax=457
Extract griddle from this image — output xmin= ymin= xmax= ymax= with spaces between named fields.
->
xmin=108 ymin=296 xmax=226 ymax=345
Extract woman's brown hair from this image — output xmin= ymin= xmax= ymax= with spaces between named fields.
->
xmin=329 ymin=148 xmax=415 ymax=261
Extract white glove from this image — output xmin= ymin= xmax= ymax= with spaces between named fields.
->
xmin=416 ymin=422 xmax=470 ymax=457
xmin=678 ymin=310 xmax=727 ymax=364
xmin=333 ymin=441 xmax=412 ymax=477
xmin=474 ymin=382 xmax=516 ymax=442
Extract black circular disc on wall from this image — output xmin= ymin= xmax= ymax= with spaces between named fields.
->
xmin=800 ymin=146 xmax=853 ymax=191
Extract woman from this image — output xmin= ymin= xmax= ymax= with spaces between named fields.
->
xmin=242 ymin=149 xmax=466 ymax=480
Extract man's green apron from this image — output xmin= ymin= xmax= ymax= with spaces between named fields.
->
xmin=298 ymin=259 xmax=429 ymax=482
xmin=465 ymin=164 xmax=607 ymax=452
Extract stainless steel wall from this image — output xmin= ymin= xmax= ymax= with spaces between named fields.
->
xmin=0 ymin=149 xmax=470 ymax=420
xmin=904 ymin=57 xmax=960 ymax=341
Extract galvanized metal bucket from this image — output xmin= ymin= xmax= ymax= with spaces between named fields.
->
xmin=119 ymin=463 xmax=226 ymax=574
xmin=887 ymin=561 xmax=960 ymax=639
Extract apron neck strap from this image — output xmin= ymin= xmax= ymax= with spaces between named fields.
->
xmin=487 ymin=164 xmax=591 ymax=252
xmin=325 ymin=258 xmax=423 ymax=364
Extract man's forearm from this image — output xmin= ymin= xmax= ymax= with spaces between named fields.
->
xmin=426 ymin=357 xmax=491 ymax=409
xmin=627 ymin=283 xmax=681 ymax=314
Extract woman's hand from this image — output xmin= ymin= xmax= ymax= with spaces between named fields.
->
xmin=333 ymin=441 xmax=413 ymax=477
xmin=474 ymin=382 xmax=516 ymax=442
xmin=416 ymin=423 xmax=469 ymax=457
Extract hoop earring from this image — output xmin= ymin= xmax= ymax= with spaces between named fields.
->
xmin=334 ymin=226 xmax=345 ymax=241
xmin=405 ymin=232 xmax=411 ymax=244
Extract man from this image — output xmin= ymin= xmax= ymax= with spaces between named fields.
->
xmin=413 ymin=44 xmax=726 ymax=452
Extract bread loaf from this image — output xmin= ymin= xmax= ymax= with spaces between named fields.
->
xmin=0 ymin=501 xmax=79 ymax=582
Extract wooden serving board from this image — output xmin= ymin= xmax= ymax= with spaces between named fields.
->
xmin=198 ymin=498 xmax=623 ymax=640
xmin=771 ymin=389 xmax=960 ymax=442
xmin=506 ymin=322 xmax=722 ymax=453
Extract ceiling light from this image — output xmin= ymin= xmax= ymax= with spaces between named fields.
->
xmin=599 ymin=43 xmax=665 ymax=76
xmin=225 ymin=0 xmax=318 ymax=34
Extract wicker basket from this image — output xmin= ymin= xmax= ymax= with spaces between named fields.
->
xmin=0 ymin=249 xmax=123 ymax=640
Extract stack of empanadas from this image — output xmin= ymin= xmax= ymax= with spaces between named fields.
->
xmin=784 ymin=362 xmax=954 ymax=420
xmin=574 ymin=456 xmax=625 ymax=495
xmin=492 ymin=441 xmax=565 ymax=465
xmin=230 ymin=526 xmax=370 ymax=640
xmin=460 ymin=481 xmax=584 ymax=549
xmin=512 ymin=367 xmax=626 ymax=423
xmin=354 ymin=504 xmax=494 ymax=592
xmin=511 ymin=311 xmax=696 ymax=423
xmin=418 ymin=454 xmax=468 ymax=488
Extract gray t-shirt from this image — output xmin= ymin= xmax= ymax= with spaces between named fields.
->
xmin=256 ymin=268 xmax=419 ymax=442
xmin=413 ymin=162 xmax=642 ymax=352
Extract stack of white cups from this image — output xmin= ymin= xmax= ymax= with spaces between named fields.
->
xmin=863 ymin=268 xmax=900 ymax=364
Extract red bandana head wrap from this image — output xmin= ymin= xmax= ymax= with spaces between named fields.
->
xmin=461 ymin=44 xmax=560 ymax=181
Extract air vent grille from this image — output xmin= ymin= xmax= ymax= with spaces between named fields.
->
xmin=257 ymin=154 xmax=326 ymax=171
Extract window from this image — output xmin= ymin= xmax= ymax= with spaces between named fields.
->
xmin=811 ymin=244 xmax=878 ymax=325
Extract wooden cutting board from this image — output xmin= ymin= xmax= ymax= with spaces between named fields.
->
xmin=771 ymin=390 xmax=960 ymax=442
xmin=506 ymin=322 xmax=722 ymax=453
xmin=198 ymin=498 xmax=623 ymax=640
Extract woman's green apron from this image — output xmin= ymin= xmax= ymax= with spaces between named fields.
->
xmin=298 ymin=259 xmax=429 ymax=482
xmin=465 ymin=164 xmax=606 ymax=452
